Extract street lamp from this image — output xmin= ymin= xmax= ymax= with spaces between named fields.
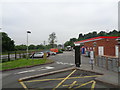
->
xmin=27 ymin=31 xmax=31 ymax=59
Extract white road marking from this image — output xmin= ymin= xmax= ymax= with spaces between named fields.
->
xmin=56 ymin=62 xmax=74 ymax=66
xmin=45 ymin=66 xmax=54 ymax=69
xmin=15 ymin=70 xmax=36 ymax=74
xmin=15 ymin=66 xmax=54 ymax=75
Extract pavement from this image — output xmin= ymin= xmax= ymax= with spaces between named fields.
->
xmin=80 ymin=55 xmax=119 ymax=87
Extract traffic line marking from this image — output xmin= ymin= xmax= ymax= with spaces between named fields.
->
xmin=75 ymin=80 xmax=96 ymax=89
xmin=56 ymin=62 xmax=74 ymax=65
xmin=53 ymin=69 xmax=76 ymax=90
xmin=91 ymin=80 xmax=96 ymax=90
xmin=19 ymin=81 xmax=28 ymax=90
xmin=25 ymin=75 xmax=101 ymax=83
xmin=68 ymin=81 xmax=77 ymax=89
xmin=18 ymin=68 xmax=102 ymax=89
xmin=63 ymin=83 xmax=78 ymax=87
xmin=15 ymin=66 xmax=54 ymax=74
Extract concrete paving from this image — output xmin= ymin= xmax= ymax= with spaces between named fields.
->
xmin=80 ymin=55 xmax=119 ymax=87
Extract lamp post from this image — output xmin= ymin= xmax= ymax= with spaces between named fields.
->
xmin=27 ymin=31 xmax=31 ymax=59
xmin=93 ymin=42 xmax=97 ymax=65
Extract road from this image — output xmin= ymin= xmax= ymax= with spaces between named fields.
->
xmin=2 ymin=51 xmax=116 ymax=89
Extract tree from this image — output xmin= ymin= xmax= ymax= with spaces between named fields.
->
xmin=28 ymin=44 xmax=36 ymax=50
xmin=48 ymin=32 xmax=57 ymax=48
xmin=36 ymin=45 xmax=45 ymax=49
xmin=15 ymin=44 xmax=27 ymax=51
xmin=2 ymin=32 xmax=15 ymax=52
xmin=98 ymin=31 xmax=107 ymax=36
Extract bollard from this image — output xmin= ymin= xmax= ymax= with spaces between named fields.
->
xmin=43 ymin=53 xmax=47 ymax=60
xmin=19 ymin=53 xmax=21 ymax=59
xmin=15 ymin=51 xmax=17 ymax=60
xmin=8 ymin=52 xmax=10 ymax=61
xmin=75 ymin=45 xmax=81 ymax=67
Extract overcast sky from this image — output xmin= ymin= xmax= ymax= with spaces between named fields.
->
xmin=1 ymin=0 xmax=119 ymax=45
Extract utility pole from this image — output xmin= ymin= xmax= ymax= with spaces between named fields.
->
xmin=27 ymin=31 xmax=31 ymax=59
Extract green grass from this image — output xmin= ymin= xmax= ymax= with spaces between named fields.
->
xmin=0 ymin=59 xmax=54 ymax=71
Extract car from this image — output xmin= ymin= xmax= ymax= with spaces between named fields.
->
xmin=49 ymin=51 xmax=56 ymax=55
xmin=44 ymin=51 xmax=50 ymax=56
xmin=30 ymin=52 xmax=48 ymax=58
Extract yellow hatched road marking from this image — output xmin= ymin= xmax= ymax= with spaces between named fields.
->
xmin=75 ymin=80 xmax=96 ymax=89
xmin=68 ymin=81 xmax=77 ymax=89
xmin=19 ymin=81 xmax=28 ymax=90
xmin=25 ymin=75 xmax=101 ymax=83
xmin=53 ymin=69 xmax=76 ymax=90
xmin=91 ymin=80 xmax=96 ymax=90
xmin=63 ymin=84 xmax=78 ymax=87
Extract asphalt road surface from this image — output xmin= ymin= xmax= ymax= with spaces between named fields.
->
xmin=2 ymin=51 xmax=117 ymax=89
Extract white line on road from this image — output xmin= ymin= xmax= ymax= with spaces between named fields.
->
xmin=15 ymin=66 xmax=54 ymax=75
xmin=56 ymin=62 xmax=74 ymax=66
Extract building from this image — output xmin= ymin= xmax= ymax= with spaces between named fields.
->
xmin=74 ymin=36 xmax=120 ymax=57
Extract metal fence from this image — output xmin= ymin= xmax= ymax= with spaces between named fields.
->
xmin=1 ymin=51 xmax=33 ymax=63
xmin=96 ymin=55 xmax=119 ymax=72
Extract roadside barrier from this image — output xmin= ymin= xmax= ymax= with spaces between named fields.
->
xmin=96 ymin=55 xmax=119 ymax=72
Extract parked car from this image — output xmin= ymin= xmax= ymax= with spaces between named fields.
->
xmin=49 ymin=51 xmax=56 ymax=55
xmin=30 ymin=52 xmax=48 ymax=58
xmin=44 ymin=51 xmax=50 ymax=56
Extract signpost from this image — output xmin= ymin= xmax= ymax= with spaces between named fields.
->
xmin=90 ymin=51 xmax=94 ymax=70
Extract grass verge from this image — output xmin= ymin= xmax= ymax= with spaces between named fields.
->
xmin=0 ymin=59 xmax=54 ymax=71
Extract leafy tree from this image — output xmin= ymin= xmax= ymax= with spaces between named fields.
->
xmin=48 ymin=32 xmax=57 ymax=48
xmin=15 ymin=44 xmax=27 ymax=51
xmin=36 ymin=45 xmax=45 ymax=49
xmin=98 ymin=31 xmax=107 ymax=36
xmin=2 ymin=32 xmax=15 ymax=52
xmin=28 ymin=44 xmax=36 ymax=50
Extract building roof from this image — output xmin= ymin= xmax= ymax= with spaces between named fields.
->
xmin=74 ymin=36 xmax=120 ymax=44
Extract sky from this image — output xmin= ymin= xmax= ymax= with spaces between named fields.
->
xmin=1 ymin=0 xmax=119 ymax=45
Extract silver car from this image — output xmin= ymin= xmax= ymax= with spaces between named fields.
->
xmin=49 ymin=51 xmax=56 ymax=55
xmin=30 ymin=52 xmax=48 ymax=58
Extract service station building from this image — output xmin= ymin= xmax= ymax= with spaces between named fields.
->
xmin=74 ymin=36 xmax=120 ymax=57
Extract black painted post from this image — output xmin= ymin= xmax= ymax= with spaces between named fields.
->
xmin=75 ymin=45 xmax=81 ymax=67
xmin=8 ymin=52 xmax=10 ymax=61
xmin=19 ymin=53 xmax=21 ymax=59
xmin=15 ymin=51 xmax=17 ymax=60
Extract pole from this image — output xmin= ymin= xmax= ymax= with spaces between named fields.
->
xmin=27 ymin=32 xmax=28 ymax=59
xmin=75 ymin=45 xmax=81 ymax=67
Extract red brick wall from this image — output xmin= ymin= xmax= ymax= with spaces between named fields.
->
xmin=84 ymin=38 xmax=118 ymax=56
